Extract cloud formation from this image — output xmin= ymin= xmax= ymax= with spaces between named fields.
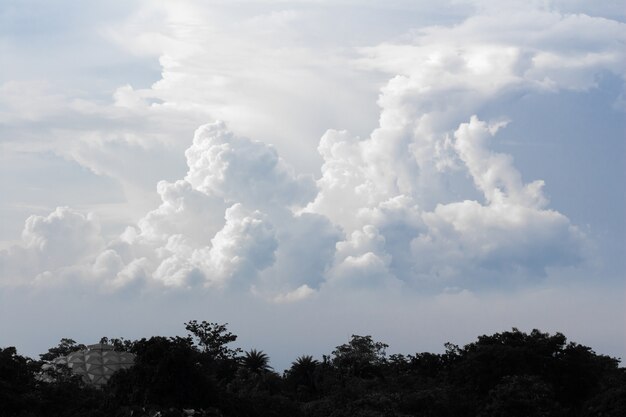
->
xmin=0 ymin=111 xmax=586 ymax=296
xmin=0 ymin=207 xmax=104 ymax=286
xmin=96 ymin=122 xmax=315 ymax=292
xmin=2 ymin=2 xmax=623 ymax=301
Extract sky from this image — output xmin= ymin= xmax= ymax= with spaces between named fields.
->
xmin=1 ymin=0 xmax=624 ymax=370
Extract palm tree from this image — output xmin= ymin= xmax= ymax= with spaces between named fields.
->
xmin=291 ymin=355 xmax=318 ymax=374
xmin=287 ymin=355 xmax=319 ymax=391
xmin=242 ymin=349 xmax=272 ymax=374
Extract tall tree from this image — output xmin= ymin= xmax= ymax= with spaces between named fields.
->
xmin=242 ymin=349 xmax=272 ymax=374
xmin=0 ymin=347 xmax=35 ymax=416
xmin=286 ymin=355 xmax=320 ymax=399
xmin=184 ymin=320 xmax=241 ymax=360
xmin=40 ymin=338 xmax=86 ymax=361
xmin=332 ymin=335 xmax=388 ymax=378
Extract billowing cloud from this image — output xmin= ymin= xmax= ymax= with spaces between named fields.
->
xmin=0 ymin=111 xmax=587 ymax=294
xmin=403 ymin=117 xmax=585 ymax=283
xmin=304 ymin=113 xmax=586 ymax=286
xmin=1 ymin=2 xmax=622 ymax=300
xmin=184 ymin=121 xmax=316 ymax=208
xmin=90 ymin=122 xmax=317 ymax=291
xmin=301 ymin=5 xmax=621 ymax=287
xmin=0 ymin=207 xmax=104 ymax=286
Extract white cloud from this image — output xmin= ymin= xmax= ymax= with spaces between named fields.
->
xmin=454 ymin=116 xmax=546 ymax=207
xmin=304 ymin=6 xmax=623 ymax=287
xmin=184 ymin=121 xmax=316 ymax=209
xmin=1 ymin=2 xmax=622 ymax=298
xmin=0 ymin=207 xmax=105 ymax=286
xmin=306 ymin=114 xmax=586 ymax=287
xmin=93 ymin=123 xmax=299 ymax=291
xmin=106 ymin=257 xmax=151 ymax=292
xmin=413 ymin=200 xmax=585 ymax=281
xmin=136 ymin=179 xmax=226 ymax=247
xmin=92 ymin=249 xmax=124 ymax=279
xmin=198 ymin=203 xmax=277 ymax=288
xmin=269 ymin=284 xmax=316 ymax=304
xmin=325 ymin=225 xmax=396 ymax=288
xmin=21 ymin=207 xmax=104 ymax=266
xmin=360 ymin=8 xmax=625 ymax=107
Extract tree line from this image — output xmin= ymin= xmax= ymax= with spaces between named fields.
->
xmin=1 ymin=323 xmax=624 ymax=416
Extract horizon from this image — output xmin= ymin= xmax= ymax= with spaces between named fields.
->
xmin=14 ymin=322 xmax=622 ymax=374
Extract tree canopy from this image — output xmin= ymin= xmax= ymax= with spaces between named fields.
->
xmin=1 ymin=325 xmax=624 ymax=417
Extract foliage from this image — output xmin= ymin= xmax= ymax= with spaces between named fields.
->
xmin=185 ymin=320 xmax=242 ymax=360
xmin=478 ymin=375 xmax=563 ymax=417
xmin=98 ymin=336 xmax=135 ymax=352
xmin=285 ymin=355 xmax=319 ymax=398
xmin=0 ymin=347 xmax=34 ymax=416
xmin=107 ymin=336 xmax=219 ymax=409
xmin=242 ymin=349 xmax=272 ymax=374
xmin=2 ymin=326 xmax=624 ymax=417
xmin=331 ymin=335 xmax=388 ymax=378
xmin=40 ymin=338 xmax=86 ymax=361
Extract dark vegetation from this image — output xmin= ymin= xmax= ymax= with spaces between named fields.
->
xmin=1 ymin=324 xmax=624 ymax=416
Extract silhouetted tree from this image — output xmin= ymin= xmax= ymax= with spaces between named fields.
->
xmin=98 ymin=336 xmax=134 ymax=352
xmin=185 ymin=320 xmax=242 ymax=360
xmin=242 ymin=349 xmax=272 ymax=374
xmin=286 ymin=355 xmax=319 ymax=392
xmin=581 ymin=371 xmax=626 ymax=417
xmin=3 ymin=324 xmax=624 ymax=417
xmin=444 ymin=328 xmax=623 ymax=416
xmin=478 ymin=375 xmax=564 ymax=417
xmin=107 ymin=336 xmax=218 ymax=410
xmin=0 ymin=347 xmax=35 ymax=416
xmin=332 ymin=335 xmax=388 ymax=378
xmin=40 ymin=338 xmax=86 ymax=361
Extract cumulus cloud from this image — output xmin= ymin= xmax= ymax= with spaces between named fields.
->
xmin=0 ymin=113 xmax=586 ymax=294
xmin=301 ymin=5 xmax=620 ymax=286
xmin=48 ymin=121 xmax=332 ymax=295
xmin=453 ymin=117 xmax=546 ymax=207
xmin=268 ymin=284 xmax=316 ymax=304
xmin=257 ymin=212 xmax=341 ymax=293
xmin=92 ymin=122 xmax=311 ymax=291
xmin=197 ymin=203 xmax=277 ymax=288
xmin=304 ymin=113 xmax=586 ymax=286
xmin=2 ymin=2 xmax=622 ymax=298
xmin=0 ymin=207 xmax=104 ymax=286
xmin=184 ymin=121 xmax=316 ymax=208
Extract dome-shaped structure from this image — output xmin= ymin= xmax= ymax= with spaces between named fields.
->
xmin=44 ymin=343 xmax=135 ymax=387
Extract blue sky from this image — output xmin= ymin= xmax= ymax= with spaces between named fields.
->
xmin=1 ymin=0 xmax=624 ymax=370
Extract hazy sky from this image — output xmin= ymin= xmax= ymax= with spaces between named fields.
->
xmin=1 ymin=0 xmax=624 ymax=370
